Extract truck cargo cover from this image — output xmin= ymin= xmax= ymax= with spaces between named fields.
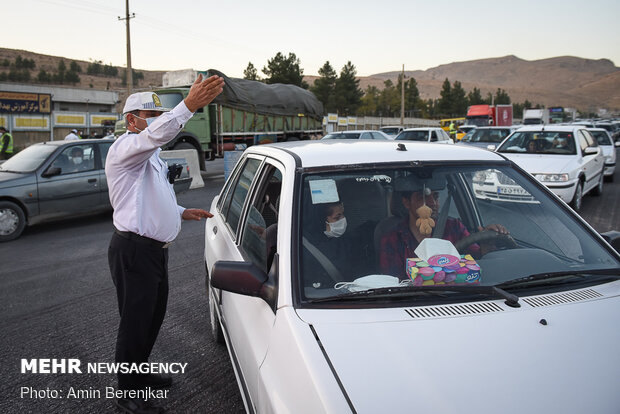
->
xmin=467 ymin=105 xmax=493 ymax=116
xmin=207 ymin=69 xmax=323 ymax=120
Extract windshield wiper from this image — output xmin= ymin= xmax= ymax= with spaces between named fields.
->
xmin=496 ymin=268 xmax=620 ymax=289
xmin=307 ymin=284 xmax=520 ymax=308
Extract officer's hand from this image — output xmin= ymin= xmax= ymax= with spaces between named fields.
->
xmin=182 ymin=208 xmax=214 ymax=221
xmin=184 ymin=75 xmax=225 ymax=112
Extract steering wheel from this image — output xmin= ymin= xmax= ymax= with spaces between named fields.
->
xmin=454 ymin=230 xmax=517 ymax=254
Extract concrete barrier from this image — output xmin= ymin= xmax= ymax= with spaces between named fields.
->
xmin=160 ymin=149 xmax=204 ymax=189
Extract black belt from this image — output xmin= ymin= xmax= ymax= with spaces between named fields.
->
xmin=114 ymin=229 xmax=172 ymax=249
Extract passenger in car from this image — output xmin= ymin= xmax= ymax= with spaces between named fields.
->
xmin=303 ymin=201 xmax=369 ymax=288
xmin=379 ymin=180 xmax=509 ymax=280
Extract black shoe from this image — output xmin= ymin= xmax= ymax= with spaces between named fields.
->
xmin=115 ymin=398 xmax=165 ymax=414
xmin=140 ymin=373 xmax=173 ymax=389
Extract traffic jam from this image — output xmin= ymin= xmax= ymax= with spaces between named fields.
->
xmin=2 ymin=69 xmax=620 ymax=414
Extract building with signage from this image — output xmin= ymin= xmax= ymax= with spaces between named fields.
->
xmin=0 ymin=83 xmax=119 ymax=150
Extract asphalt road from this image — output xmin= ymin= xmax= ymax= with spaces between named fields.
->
xmin=0 ymin=154 xmax=618 ymax=414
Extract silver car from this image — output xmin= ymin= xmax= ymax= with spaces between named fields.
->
xmin=0 ymin=139 xmax=191 ymax=241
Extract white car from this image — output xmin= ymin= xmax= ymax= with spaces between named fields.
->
xmin=588 ymin=127 xmax=618 ymax=181
xmin=204 ymin=140 xmax=620 ymax=414
xmin=395 ymin=127 xmax=453 ymax=144
xmin=379 ymin=125 xmax=404 ymax=138
xmin=496 ymin=125 xmax=605 ymax=211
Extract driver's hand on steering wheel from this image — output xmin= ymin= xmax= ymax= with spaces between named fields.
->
xmin=477 ymin=224 xmax=510 ymax=255
xmin=478 ymin=224 xmax=509 ymax=235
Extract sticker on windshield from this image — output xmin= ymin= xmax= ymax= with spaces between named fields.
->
xmin=309 ymin=179 xmax=340 ymax=204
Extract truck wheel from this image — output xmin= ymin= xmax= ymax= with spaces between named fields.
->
xmin=0 ymin=201 xmax=27 ymax=242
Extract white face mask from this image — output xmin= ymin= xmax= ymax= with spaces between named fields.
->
xmin=73 ymin=157 xmax=83 ymax=164
xmin=133 ymin=115 xmax=158 ymax=131
xmin=324 ymin=217 xmax=347 ymax=238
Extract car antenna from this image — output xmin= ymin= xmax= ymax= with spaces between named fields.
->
xmin=397 ymin=143 xmax=407 ymax=151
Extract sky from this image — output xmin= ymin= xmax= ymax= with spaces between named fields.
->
xmin=5 ymin=0 xmax=620 ymax=78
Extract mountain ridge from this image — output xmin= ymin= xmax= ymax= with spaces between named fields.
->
xmin=1 ymin=48 xmax=618 ymax=112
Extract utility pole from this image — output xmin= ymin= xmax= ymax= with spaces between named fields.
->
xmin=118 ymin=0 xmax=135 ymax=96
xmin=400 ymin=64 xmax=405 ymax=126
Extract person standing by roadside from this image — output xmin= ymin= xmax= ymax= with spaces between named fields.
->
xmin=64 ymin=129 xmax=80 ymax=141
xmin=105 ymin=74 xmax=224 ymax=414
xmin=0 ymin=126 xmax=13 ymax=160
xmin=449 ymin=121 xmax=457 ymax=142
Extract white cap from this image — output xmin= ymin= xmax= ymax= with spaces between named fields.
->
xmin=71 ymin=129 xmax=78 ymax=133
xmin=122 ymin=92 xmax=171 ymax=114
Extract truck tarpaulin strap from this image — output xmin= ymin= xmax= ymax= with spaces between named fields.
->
xmin=207 ymin=69 xmax=324 ymax=120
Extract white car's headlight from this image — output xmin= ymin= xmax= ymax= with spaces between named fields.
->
xmin=535 ymin=173 xmax=569 ymax=182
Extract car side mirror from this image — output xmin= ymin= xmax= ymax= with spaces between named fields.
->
xmin=42 ymin=166 xmax=61 ymax=177
xmin=584 ymin=147 xmax=598 ymax=155
xmin=615 ymin=142 xmax=620 ymax=148
xmin=601 ymin=231 xmax=620 ymax=253
xmin=487 ymin=144 xmax=496 ymax=151
xmin=210 ymin=260 xmax=277 ymax=309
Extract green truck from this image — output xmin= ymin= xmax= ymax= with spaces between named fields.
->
xmin=117 ymin=69 xmax=324 ymax=170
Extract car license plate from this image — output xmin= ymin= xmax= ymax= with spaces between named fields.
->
xmin=498 ymin=186 xmax=529 ymax=195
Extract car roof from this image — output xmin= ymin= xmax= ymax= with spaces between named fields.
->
xmin=473 ymin=126 xmax=517 ymax=130
xmin=401 ymin=127 xmax=437 ymax=131
xmin=515 ymin=125 xmax=585 ymax=132
xmin=36 ymin=139 xmax=108 ymax=146
xmin=326 ymin=130 xmax=379 ymax=134
xmin=246 ymin=140 xmax=504 ymax=168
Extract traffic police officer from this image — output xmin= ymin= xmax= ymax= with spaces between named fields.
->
xmin=0 ymin=126 xmax=13 ymax=160
xmin=449 ymin=121 xmax=457 ymax=142
xmin=106 ymin=74 xmax=224 ymax=414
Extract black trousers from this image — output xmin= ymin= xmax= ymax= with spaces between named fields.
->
xmin=108 ymin=232 xmax=169 ymax=390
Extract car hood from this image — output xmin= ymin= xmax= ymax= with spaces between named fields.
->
xmin=0 ymin=171 xmax=36 ymax=188
xmin=298 ymin=289 xmax=620 ymax=413
xmin=500 ymin=153 xmax=575 ymax=174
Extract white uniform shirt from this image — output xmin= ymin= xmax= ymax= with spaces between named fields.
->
xmin=64 ymin=132 xmax=80 ymax=141
xmin=105 ymin=101 xmax=194 ymax=242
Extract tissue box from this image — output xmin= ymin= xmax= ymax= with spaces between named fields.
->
xmin=406 ymin=254 xmax=481 ymax=286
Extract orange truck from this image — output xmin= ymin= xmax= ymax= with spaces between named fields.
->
xmin=466 ymin=104 xmax=513 ymax=127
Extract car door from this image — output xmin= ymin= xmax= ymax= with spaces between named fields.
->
xmin=208 ymin=155 xmax=281 ymax=409
xmin=37 ymin=143 xmax=101 ymax=217
xmin=578 ymin=129 xmax=603 ymax=193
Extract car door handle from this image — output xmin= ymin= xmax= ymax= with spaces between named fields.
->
xmin=213 ymin=226 xmax=218 ymax=235
xmin=88 ymin=178 xmax=97 ymax=183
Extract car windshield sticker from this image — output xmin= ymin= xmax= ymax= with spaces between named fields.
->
xmin=309 ymin=179 xmax=339 ymax=204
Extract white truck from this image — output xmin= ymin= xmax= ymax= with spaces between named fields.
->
xmin=523 ymin=108 xmax=549 ymax=125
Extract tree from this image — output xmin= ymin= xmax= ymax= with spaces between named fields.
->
xmin=378 ymin=79 xmax=399 ymax=117
xmin=37 ymin=70 xmax=51 ymax=83
xmin=262 ymin=52 xmax=308 ymax=88
xmin=358 ymin=85 xmax=380 ymax=116
xmin=494 ymin=88 xmax=511 ymax=104
xmin=87 ymin=60 xmax=102 ymax=75
xmin=334 ymin=61 xmax=363 ymax=115
xmin=310 ymin=61 xmax=337 ymax=113
xmin=437 ymin=78 xmax=452 ymax=117
xmin=467 ymin=87 xmax=484 ymax=106
xmin=451 ymin=81 xmax=468 ymax=116
xmin=243 ymin=62 xmax=260 ymax=81
xmin=70 ymin=61 xmax=82 ymax=73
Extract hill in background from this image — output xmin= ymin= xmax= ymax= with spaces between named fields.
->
xmin=1 ymin=48 xmax=618 ymax=113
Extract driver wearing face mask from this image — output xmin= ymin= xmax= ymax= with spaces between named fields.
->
xmin=69 ymin=147 xmax=89 ymax=171
xmin=324 ymin=202 xmax=347 ymax=238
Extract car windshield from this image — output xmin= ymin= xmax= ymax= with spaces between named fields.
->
xmin=156 ymin=92 xmax=184 ymax=109
xmin=395 ymin=130 xmax=428 ymax=141
xmin=0 ymin=143 xmax=57 ymax=172
xmin=381 ymin=128 xmax=400 ymax=136
xmin=464 ymin=128 xmax=511 ymax=143
xmin=297 ymin=164 xmax=618 ymax=302
xmin=497 ymin=131 xmax=577 ymax=154
xmin=322 ymin=133 xmax=362 ymax=140
xmin=590 ymin=130 xmax=612 ymax=146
